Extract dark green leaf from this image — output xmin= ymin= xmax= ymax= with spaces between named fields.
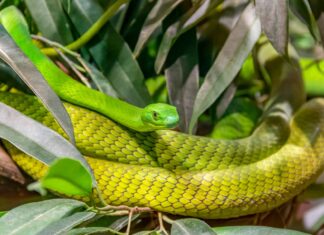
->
xmin=0 ymin=199 xmax=86 ymax=235
xmin=213 ymin=226 xmax=310 ymax=235
xmin=0 ymin=212 xmax=6 ymax=217
xmin=145 ymin=75 xmax=168 ymax=103
xmin=83 ymin=61 xmax=118 ymax=98
xmin=0 ymin=14 xmax=75 ymax=143
xmin=0 ymin=98 xmax=94 ymax=185
xmin=215 ymin=83 xmax=237 ymax=118
xmin=109 ymin=214 xmax=140 ymax=231
xmin=0 ymin=0 xmax=21 ymax=9
xmin=289 ymin=0 xmax=320 ymax=40
xmin=256 ymin=0 xmax=288 ymax=55
xmin=299 ymin=183 xmax=324 ymax=200
xmin=110 ymin=2 xmax=129 ymax=33
xmin=171 ymin=218 xmax=216 ymax=235
xmin=121 ymin=0 xmax=156 ymax=49
xmin=0 ymin=61 xmax=32 ymax=94
xmin=308 ymin=0 xmax=324 ymax=43
xmin=210 ymin=97 xmax=262 ymax=139
xmin=41 ymin=158 xmax=92 ymax=196
xmin=133 ymin=0 xmax=184 ymax=57
xmin=165 ymin=29 xmax=199 ymax=133
xmin=155 ymin=0 xmax=221 ymax=73
xmin=66 ymin=227 xmax=117 ymax=235
xmin=25 ymin=0 xmax=73 ymax=44
xmin=38 ymin=211 xmax=96 ymax=235
xmin=62 ymin=0 xmax=151 ymax=107
xmin=189 ymin=3 xmax=261 ymax=132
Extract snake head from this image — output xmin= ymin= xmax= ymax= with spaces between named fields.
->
xmin=141 ymin=103 xmax=179 ymax=129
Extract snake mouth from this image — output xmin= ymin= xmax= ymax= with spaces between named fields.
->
xmin=165 ymin=116 xmax=179 ymax=129
xmin=145 ymin=117 xmax=178 ymax=129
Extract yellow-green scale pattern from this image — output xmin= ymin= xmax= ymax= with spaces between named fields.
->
xmin=0 ymin=92 xmax=290 ymax=171
xmin=2 ymin=92 xmax=324 ymax=218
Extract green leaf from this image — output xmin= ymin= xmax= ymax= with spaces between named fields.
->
xmin=27 ymin=181 xmax=47 ymax=196
xmin=133 ymin=0 xmax=184 ymax=57
xmin=155 ymin=0 xmax=221 ymax=73
xmin=109 ymin=2 xmax=129 ymax=33
xmin=66 ymin=227 xmax=117 ymax=235
xmin=0 ymin=61 xmax=32 ymax=94
xmin=300 ymin=58 xmax=324 ymax=96
xmin=121 ymin=0 xmax=156 ymax=49
xmin=289 ymin=0 xmax=320 ymax=41
xmin=212 ymin=226 xmax=310 ymax=235
xmin=145 ymin=75 xmax=168 ymax=103
xmin=0 ymin=0 xmax=21 ymax=9
xmin=109 ymin=214 xmax=140 ymax=231
xmin=165 ymin=29 xmax=199 ymax=133
xmin=214 ymin=83 xmax=237 ymax=119
xmin=256 ymin=0 xmax=288 ymax=55
xmin=41 ymin=158 xmax=92 ymax=196
xmin=24 ymin=0 xmax=73 ymax=44
xmin=299 ymin=183 xmax=324 ymax=200
xmin=0 ymin=97 xmax=94 ymax=186
xmin=62 ymin=0 xmax=151 ymax=107
xmin=37 ymin=211 xmax=96 ymax=235
xmin=210 ymin=97 xmax=262 ymax=139
xmin=171 ymin=218 xmax=216 ymax=235
xmin=0 ymin=199 xmax=86 ymax=235
xmin=308 ymin=0 xmax=324 ymax=44
xmin=0 ymin=10 xmax=75 ymax=143
xmin=0 ymin=212 xmax=6 ymax=217
xmin=189 ymin=3 xmax=261 ymax=133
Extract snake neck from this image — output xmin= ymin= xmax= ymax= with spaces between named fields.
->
xmin=0 ymin=7 xmax=151 ymax=132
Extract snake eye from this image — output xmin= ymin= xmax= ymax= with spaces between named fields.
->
xmin=152 ymin=111 xmax=159 ymax=120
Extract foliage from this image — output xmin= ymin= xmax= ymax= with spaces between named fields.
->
xmin=0 ymin=0 xmax=323 ymax=234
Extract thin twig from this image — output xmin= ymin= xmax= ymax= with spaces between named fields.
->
xmin=126 ymin=209 xmax=133 ymax=235
xmin=159 ymin=213 xmax=169 ymax=235
xmin=103 ymin=210 xmax=130 ymax=216
xmin=71 ymin=61 xmax=86 ymax=73
xmin=53 ymin=48 xmax=91 ymax=87
xmin=32 ymin=35 xmax=91 ymax=87
xmin=32 ymin=35 xmax=79 ymax=57
xmin=99 ymin=204 xmax=152 ymax=213
xmin=77 ymin=57 xmax=92 ymax=75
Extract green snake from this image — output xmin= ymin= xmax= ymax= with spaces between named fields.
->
xmin=0 ymin=6 xmax=324 ymax=219
xmin=0 ymin=6 xmax=179 ymax=132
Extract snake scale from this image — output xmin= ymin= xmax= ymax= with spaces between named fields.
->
xmin=0 ymin=6 xmax=323 ymax=219
xmin=1 ymin=89 xmax=323 ymax=219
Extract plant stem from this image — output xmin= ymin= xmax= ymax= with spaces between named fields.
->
xmin=54 ymin=48 xmax=91 ymax=87
xmin=41 ymin=0 xmax=128 ymax=56
xmin=126 ymin=209 xmax=133 ymax=235
xmin=32 ymin=35 xmax=79 ymax=57
xmin=159 ymin=213 xmax=169 ymax=235
xmin=162 ymin=214 xmax=174 ymax=224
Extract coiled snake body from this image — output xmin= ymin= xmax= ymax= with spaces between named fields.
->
xmin=0 ymin=6 xmax=324 ymax=219
xmin=1 ymin=92 xmax=324 ymax=219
